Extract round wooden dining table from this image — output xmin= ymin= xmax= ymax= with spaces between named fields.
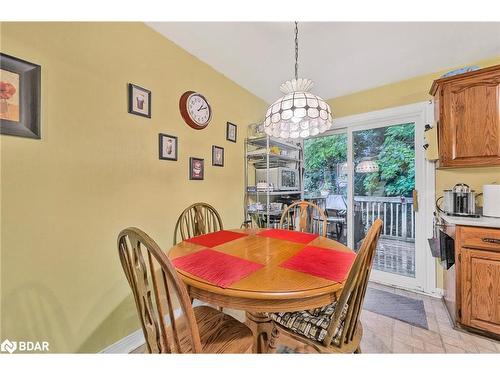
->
xmin=167 ymin=228 xmax=355 ymax=353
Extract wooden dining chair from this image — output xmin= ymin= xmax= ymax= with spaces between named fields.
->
xmin=173 ymin=202 xmax=223 ymax=245
xmin=118 ymin=227 xmax=253 ymax=353
xmin=279 ymin=200 xmax=328 ymax=237
xmin=268 ymin=219 xmax=383 ymax=354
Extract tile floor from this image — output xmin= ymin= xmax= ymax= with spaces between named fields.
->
xmin=132 ymin=282 xmax=500 ymax=353
xmin=354 ymin=283 xmax=500 ymax=353
xmin=223 ymin=282 xmax=500 ymax=354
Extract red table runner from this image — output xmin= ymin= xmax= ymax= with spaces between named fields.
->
xmin=185 ymin=230 xmax=248 ymax=248
xmin=172 ymin=248 xmax=263 ymax=288
xmin=257 ymin=229 xmax=318 ymax=244
xmin=280 ymin=246 xmax=356 ymax=282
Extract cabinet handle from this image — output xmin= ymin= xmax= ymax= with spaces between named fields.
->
xmin=482 ymin=237 xmax=500 ymax=245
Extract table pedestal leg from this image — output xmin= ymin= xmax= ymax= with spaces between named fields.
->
xmin=245 ymin=311 xmax=273 ymax=353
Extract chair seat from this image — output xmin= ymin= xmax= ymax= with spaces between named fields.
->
xmin=270 ymin=301 xmax=348 ymax=346
xmin=178 ymin=306 xmax=254 ymax=353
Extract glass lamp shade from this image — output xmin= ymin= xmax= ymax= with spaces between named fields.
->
xmin=340 ymin=162 xmax=349 ymax=175
xmin=355 ymin=159 xmax=379 ymax=173
xmin=264 ymin=78 xmax=333 ymax=139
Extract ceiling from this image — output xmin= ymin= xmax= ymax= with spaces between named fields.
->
xmin=147 ymin=22 xmax=500 ymax=103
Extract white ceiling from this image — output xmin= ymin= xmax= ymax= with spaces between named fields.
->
xmin=147 ymin=22 xmax=500 ymax=103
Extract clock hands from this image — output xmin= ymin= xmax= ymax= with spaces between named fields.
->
xmin=197 ymin=104 xmax=207 ymax=112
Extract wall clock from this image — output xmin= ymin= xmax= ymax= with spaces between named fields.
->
xmin=179 ymin=91 xmax=212 ymax=130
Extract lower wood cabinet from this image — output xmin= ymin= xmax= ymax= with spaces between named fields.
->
xmin=457 ymin=226 xmax=500 ymax=336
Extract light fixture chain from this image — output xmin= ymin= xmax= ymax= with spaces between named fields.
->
xmin=294 ymin=21 xmax=299 ymax=80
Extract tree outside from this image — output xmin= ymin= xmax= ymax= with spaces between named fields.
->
xmin=304 ymin=123 xmax=415 ymax=198
xmin=304 ymin=133 xmax=347 ymax=197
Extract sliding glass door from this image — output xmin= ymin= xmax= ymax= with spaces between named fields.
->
xmin=352 ymin=123 xmax=417 ymax=283
xmin=304 ymin=130 xmax=348 ymax=244
xmin=304 ymin=103 xmax=433 ymax=292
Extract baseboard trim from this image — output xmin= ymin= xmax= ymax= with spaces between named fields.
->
xmin=371 ymin=280 xmax=443 ymax=299
xmin=100 ymin=329 xmax=144 ymax=354
xmin=100 ymin=304 xmax=204 ymax=353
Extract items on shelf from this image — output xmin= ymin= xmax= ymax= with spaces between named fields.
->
xmin=256 ymin=182 xmax=274 ymax=191
xmin=245 ymin=125 xmax=304 ymax=228
xmin=247 ymin=202 xmax=284 ymax=213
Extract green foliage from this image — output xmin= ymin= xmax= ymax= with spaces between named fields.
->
xmin=304 ymin=123 xmax=415 ymax=197
xmin=363 ymin=123 xmax=415 ymax=197
xmin=304 ymin=134 xmax=347 ymax=195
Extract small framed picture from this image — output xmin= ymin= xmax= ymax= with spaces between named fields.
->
xmin=226 ymin=122 xmax=237 ymax=143
xmin=159 ymin=133 xmax=178 ymax=161
xmin=128 ymin=83 xmax=151 ymax=118
xmin=189 ymin=157 xmax=204 ymax=180
xmin=1 ymin=53 xmax=41 ymax=139
xmin=212 ymin=145 xmax=224 ymax=167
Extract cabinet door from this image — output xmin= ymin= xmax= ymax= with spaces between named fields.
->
xmin=440 ymin=72 xmax=500 ymax=167
xmin=461 ymin=248 xmax=500 ymax=334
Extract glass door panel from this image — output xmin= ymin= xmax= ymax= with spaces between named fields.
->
xmin=304 ymin=132 xmax=348 ymax=244
xmin=352 ymin=123 xmax=416 ymax=278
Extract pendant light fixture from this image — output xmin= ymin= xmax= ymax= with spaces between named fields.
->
xmin=355 ymin=157 xmax=380 ymax=174
xmin=264 ymin=22 xmax=333 ymax=139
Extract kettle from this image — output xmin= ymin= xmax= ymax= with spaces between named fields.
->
xmin=443 ymin=183 xmax=478 ymax=217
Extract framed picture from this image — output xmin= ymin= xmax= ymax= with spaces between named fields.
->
xmin=212 ymin=145 xmax=224 ymax=167
xmin=128 ymin=83 xmax=151 ymax=118
xmin=159 ymin=133 xmax=178 ymax=161
xmin=189 ymin=157 xmax=204 ymax=180
xmin=226 ymin=122 xmax=237 ymax=143
xmin=0 ymin=53 xmax=41 ymax=139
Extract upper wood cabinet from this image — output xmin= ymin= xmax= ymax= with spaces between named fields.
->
xmin=430 ymin=65 xmax=500 ymax=168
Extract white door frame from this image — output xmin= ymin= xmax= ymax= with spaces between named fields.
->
xmin=320 ymin=101 xmax=436 ymax=294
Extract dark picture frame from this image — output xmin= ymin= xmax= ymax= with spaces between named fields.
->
xmin=0 ymin=53 xmax=41 ymax=139
xmin=212 ymin=145 xmax=224 ymax=167
xmin=158 ymin=133 xmax=178 ymax=161
xmin=226 ymin=122 xmax=237 ymax=143
xmin=128 ymin=83 xmax=151 ymax=118
xmin=189 ymin=157 xmax=204 ymax=180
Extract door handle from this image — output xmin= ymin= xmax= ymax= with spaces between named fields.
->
xmin=412 ymin=189 xmax=419 ymax=212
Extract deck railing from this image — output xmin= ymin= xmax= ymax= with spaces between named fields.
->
xmin=355 ymin=196 xmax=415 ymax=241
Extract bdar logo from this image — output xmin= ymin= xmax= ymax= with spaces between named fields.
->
xmin=1 ymin=339 xmax=17 ymax=354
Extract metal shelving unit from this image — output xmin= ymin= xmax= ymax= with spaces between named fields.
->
xmin=244 ymin=131 xmax=304 ymax=228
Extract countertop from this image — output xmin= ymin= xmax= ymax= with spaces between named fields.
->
xmin=441 ymin=214 xmax=500 ymax=229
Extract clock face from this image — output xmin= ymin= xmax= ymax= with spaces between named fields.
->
xmin=186 ymin=93 xmax=211 ymax=128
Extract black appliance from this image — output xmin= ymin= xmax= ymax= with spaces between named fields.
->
xmin=439 ymin=227 xmax=455 ymax=270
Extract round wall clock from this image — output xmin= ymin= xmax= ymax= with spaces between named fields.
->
xmin=179 ymin=91 xmax=212 ymax=130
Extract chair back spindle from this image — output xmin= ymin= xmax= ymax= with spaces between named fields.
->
xmin=323 ymin=219 xmax=383 ymax=347
xmin=173 ymin=203 xmax=223 ymax=244
xmin=279 ymin=200 xmax=328 ymax=237
xmin=118 ymin=227 xmax=202 ymax=353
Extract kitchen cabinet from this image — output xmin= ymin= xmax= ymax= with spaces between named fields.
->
xmin=430 ymin=64 xmax=500 ymax=168
xmin=456 ymin=225 xmax=500 ymax=336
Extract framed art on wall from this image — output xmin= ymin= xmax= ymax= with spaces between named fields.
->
xmin=189 ymin=157 xmax=204 ymax=180
xmin=0 ymin=53 xmax=41 ymax=139
xmin=128 ymin=83 xmax=151 ymax=118
xmin=226 ymin=122 xmax=237 ymax=142
xmin=159 ymin=133 xmax=178 ymax=161
xmin=212 ymin=145 xmax=224 ymax=167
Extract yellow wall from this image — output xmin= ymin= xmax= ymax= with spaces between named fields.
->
xmin=0 ymin=22 xmax=267 ymax=352
xmin=328 ymin=56 xmax=500 ymax=197
xmin=327 ymin=56 xmax=500 ymax=289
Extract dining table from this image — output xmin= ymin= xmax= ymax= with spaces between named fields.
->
xmin=167 ymin=227 xmax=356 ymax=353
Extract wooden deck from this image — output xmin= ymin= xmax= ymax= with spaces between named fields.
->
xmin=354 ymin=236 xmax=415 ymax=278
xmin=372 ymin=237 xmax=415 ymax=278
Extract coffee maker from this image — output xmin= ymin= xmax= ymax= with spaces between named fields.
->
xmin=443 ymin=183 xmax=478 ymax=217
